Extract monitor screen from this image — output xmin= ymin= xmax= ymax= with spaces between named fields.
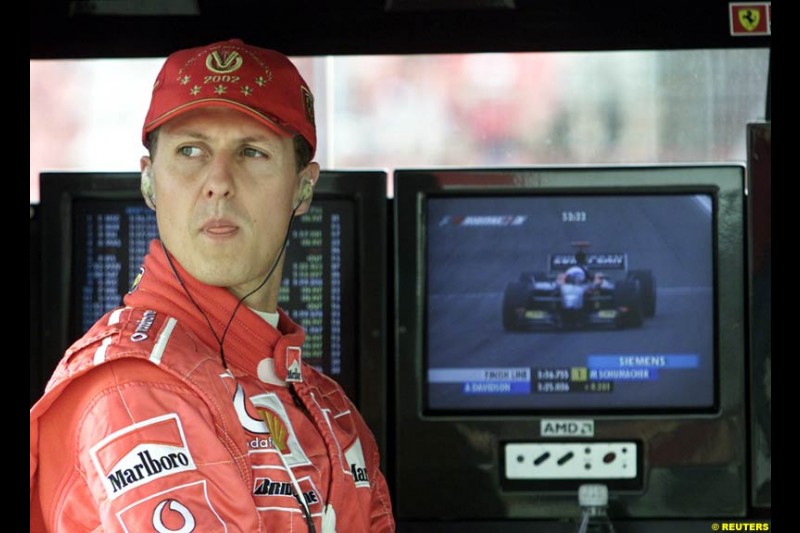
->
xmin=393 ymin=165 xmax=747 ymax=520
xmin=69 ymin=197 xmax=160 ymax=337
xmin=425 ymin=192 xmax=714 ymax=413
xmin=65 ymin=193 xmax=359 ymax=397
xmin=38 ymin=170 xmax=389 ymax=456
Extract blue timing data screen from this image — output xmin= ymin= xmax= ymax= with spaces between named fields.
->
xmin=71 ymin=201 xmax=159 ymax=336
xmin=70 ymin=198 xmax=356 ymax=398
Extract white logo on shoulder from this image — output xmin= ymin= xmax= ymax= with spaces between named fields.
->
xmin=90 ymin=413 xmax=197 ymax=500
xmin=131 ymin=309 xmax=157 ymax=342
xmin=345 ymin=438 xmax=370 ymax=488
xmin=116 ymin=480 xmax=226 ymax=532
xmin=153 ymin=499 xmax=195 ymax=533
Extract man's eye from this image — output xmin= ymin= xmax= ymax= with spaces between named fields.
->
xmin=179 ymin=146 xmax=202 ymax=157
xmin=242 ymin=147 xmax=266 ymax=158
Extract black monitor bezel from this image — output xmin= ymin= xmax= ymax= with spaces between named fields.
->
xmin=392 ymin=164 xmax=748 ymax=520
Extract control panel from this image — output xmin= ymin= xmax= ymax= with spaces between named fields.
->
xmin=501 ymin=441 xmax=642 ymax=491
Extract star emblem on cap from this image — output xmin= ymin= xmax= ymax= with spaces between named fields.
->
xmin=255 ymin=76 xmax=268 ymax=87
xmin=178 ymin=75 xmax=191 ymax=86
xmin=190 ymin=85 xmax=201 ymax=96
xmin=214 ymin=85 xmax=227 ymax=95
xmin=241 ymin=86 xmax=253 ymax=96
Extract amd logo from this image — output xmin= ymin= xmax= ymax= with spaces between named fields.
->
xmin=540 ymin=419 xmax=594 ymax=437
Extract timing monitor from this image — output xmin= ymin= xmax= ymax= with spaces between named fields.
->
xmin=37 ymin=170 xmax=389 ymax=457
xmin=393 ymin=165 xmax=747 ymax=520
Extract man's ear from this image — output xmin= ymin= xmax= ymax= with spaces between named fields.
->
xmin=140 ymin=159 xmax=156 ymax=211
xmin=293 ymin=162 xmax=320 ymax=215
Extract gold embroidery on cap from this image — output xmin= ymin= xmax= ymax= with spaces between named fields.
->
xmin=301 ymin=86 xmax=315 ymax=126
xmin=206 ymin=50 xmax=244 ymax=74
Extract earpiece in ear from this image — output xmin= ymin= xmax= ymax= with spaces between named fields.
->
xmin=294 ymin=178 xmax=313 ymax=210
xmin=142 ymin=167 xmax=156 ymax=209
xmin=300 ymin=179 xmax=313 ymax=203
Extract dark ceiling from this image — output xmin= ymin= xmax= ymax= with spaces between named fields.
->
xmin=31 ymin=0 xmax=770 ymax=59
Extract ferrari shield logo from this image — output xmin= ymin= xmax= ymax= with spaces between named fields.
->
xmin=738 ymin=8 xmax=760 ymax=31
xmin=730 ymin=2 xmax=770 ymax=36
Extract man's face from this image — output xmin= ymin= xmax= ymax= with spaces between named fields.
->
xmin=143 ymin=106 xmax=304 ymax=307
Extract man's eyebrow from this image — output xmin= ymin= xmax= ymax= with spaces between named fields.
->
xmin=172 ymin=131 xmax=276 ymax=145
xmin=239 ymin=135 xmax=276 ymax=145
xmin=171 ymin=130 xmax=210 ymax=142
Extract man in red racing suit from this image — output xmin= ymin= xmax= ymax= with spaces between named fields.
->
xmin=30 ymin=243 xmax=394 ymax=531
xmin=30 ymin=38 xmax=395 ymax=533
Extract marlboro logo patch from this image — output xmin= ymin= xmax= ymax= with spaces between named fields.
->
xmin=286 ymin=346 xmax=302 ymax=382
xmin=90 ymin=413 xmax=197 ymax=500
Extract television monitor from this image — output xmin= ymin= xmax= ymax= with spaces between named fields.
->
xmin=392 ymin=165 xmax=747 ymax=521
xmin=37 ymin=170 xmax=389 ymax=458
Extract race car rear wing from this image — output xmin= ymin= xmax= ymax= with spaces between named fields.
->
xmin=549 ymin=252 xmax=628 ymax=271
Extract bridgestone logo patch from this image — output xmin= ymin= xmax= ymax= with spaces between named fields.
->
xmin=90 ymin=413 xmax=197 ymax=500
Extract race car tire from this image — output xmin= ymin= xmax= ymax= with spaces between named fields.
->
xmin=614 ymin=279 xmax=643 ymax=328
xmin=503 ymin=281 xmax=529 ymax=331
xmin=627 ymin=269 xmax=656 ymax=317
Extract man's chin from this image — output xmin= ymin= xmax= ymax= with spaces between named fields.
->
xmin=186 ymin=262 xmax=244 ymax=288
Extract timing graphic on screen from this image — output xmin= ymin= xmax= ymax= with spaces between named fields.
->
xmin=425 ymin=193 xmax=715 ymax=411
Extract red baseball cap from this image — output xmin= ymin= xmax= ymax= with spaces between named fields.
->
xmin=142 ymin=39 xmax=316 ymax=157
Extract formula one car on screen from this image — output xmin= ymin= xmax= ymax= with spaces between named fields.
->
xmin=502 ymin=241 xmax=656 ymax=331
